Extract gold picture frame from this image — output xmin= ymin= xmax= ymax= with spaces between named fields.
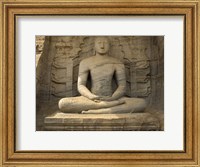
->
xmin=0 ymin=0 xmax=199 ymax=166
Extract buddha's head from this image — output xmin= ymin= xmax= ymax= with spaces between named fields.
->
xmin=94 ymin=37 xmax=110 ymax=55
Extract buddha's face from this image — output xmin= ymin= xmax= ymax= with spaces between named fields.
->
xmin=94 ymin=37 xmax=110 ymax=55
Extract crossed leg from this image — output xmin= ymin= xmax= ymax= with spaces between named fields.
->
xmin=81 ymin=97 xmax=147 ymax=114
xmin=58 ymin=96 xmax=125 ymax=113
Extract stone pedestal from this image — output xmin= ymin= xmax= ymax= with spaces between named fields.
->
xmin=44 ymin=112 xmax=161 ymax=131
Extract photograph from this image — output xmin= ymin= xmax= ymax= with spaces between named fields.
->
xmin=1 ymin=0 xmax=199 ymax=166
xmin=36 ymin=36 xmax=164 ymax=131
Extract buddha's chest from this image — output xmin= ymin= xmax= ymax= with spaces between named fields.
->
xmin=90 ymin=63 xmax=115 ymax=79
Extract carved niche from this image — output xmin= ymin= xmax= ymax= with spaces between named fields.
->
xmin=47 ymin=36 xmax=151 ymax=100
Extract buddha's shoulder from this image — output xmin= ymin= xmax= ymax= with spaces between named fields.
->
xmin=80 ymin=56 xmax=123 ymax=65
xmin=80 ymin=56 xmax=95 ymax=64
xmin=107 ymin=56 xmax=123 ymax=64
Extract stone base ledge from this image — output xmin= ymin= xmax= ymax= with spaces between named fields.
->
xmin=44 ymin=112 xmax=161 ymax=131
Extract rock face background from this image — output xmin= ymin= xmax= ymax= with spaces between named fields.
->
xmin=36 ymin=36 xmax=164 ymax=130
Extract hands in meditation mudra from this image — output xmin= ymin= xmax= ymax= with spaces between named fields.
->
xmin=58 ymin=37 xmax=147 ymax=114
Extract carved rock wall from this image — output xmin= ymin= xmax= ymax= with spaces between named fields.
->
xmin=36 ymin=36 xmax=50 ymax=100
xmin=150 ymin=36 xmax=164 ymax=109
xmin=36 ymin=36 xmax=164 ymax=109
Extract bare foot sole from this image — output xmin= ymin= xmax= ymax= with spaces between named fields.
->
xmin=81 ymin=111 xmax=87 ymax=114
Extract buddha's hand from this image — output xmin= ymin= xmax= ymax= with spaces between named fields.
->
xmin=88 ymin=94 xmax=101 ymax=103
xmin=99 ymin=96 xmax=114 ymax=101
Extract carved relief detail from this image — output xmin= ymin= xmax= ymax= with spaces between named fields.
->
xmin=50 ymin=37 xmax=83 ymax=97
xmin=43 ymin=36 xmax=152 ymax=99
xmin=117 ymin=37 xmax=151 ymax=97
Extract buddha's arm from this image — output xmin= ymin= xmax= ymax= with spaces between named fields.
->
xmin=111 ymin=63 xmax=126 ymax=100
xmin=77 ymin=61 xmax=99 ymax=100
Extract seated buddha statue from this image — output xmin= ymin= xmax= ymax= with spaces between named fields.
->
xmin=58 ymin=37 xmax=147 ymax=114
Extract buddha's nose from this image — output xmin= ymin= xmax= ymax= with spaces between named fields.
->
xmin=100 ymin=43 xmax=105 ymax=49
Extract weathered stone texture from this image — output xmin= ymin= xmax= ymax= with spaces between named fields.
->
xmin=36 ymin=36 xmax=164 ymax=131
xmin=44 ymin=113 xmax=160 ymax=131
xmin=37 ymin=36 xmax=162 ymax=102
